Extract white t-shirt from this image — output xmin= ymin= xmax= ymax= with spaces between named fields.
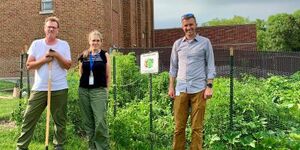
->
xmin=27 ymin=39 xmax=71 ymax=91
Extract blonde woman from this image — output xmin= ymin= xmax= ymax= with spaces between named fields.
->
xmin=78 ymin=30 xmax=110 ymax=150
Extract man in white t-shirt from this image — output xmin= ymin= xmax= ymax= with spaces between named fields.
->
xmin=16 ymin=16 xmax=72 ymax=150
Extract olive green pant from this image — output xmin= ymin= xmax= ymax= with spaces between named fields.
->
xmin=16 ymin=89 xmax=68 ymax=149
xmin=78 ymin=87 xmax=109 ymax=150
xmin=173 ymin=90 xmax=206 ymax=150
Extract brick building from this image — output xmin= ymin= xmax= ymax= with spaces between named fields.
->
xmin=122 ymin=24 xmax=257 ymax=73
xmin=0 ymin=0 xmax=154 ymax=77
xmin=154 ymin=24 xmax=257 ymax=50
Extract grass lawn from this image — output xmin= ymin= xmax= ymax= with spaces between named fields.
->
xmin=0 ymin=92 xmax=88 ymax=149
xmin=0 ymin=124 xmax=88 ymax=150
xmin=0 ymin=80 xmax=15 ymax=91
xmin=0 ymin=92 xmax=105 ymax=149
xmin=0 ymin=80 xmax=110 ymax=149
xmin=0 ymin=97 xmax=19 ymax=120
xmin=0 ymin=125 xmax=19 ymax=149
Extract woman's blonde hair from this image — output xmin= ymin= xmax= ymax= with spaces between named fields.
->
xmin=82 ymin=30 xmax=104 ymax=58
xmin=88 ymin=30 xmax=103 ymax=41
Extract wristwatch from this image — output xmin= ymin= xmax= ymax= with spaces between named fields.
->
xmin=207 ymin=83 xmax=213 ymax=88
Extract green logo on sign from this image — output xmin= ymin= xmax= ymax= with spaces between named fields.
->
xmin=144 ymin=58 xmax=154 ymax=68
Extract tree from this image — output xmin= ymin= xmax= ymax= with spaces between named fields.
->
xmin=202 ymin=15 xmax=253 ymax=26
xmin=256 ymin=19 xmax=267 ymax=51
xmin=293 ymin=10 xmax=300 ymax=23
xmin=264 ymin=13 xmax=300 ymax=51
xmin=201 ymin=11 xmax=300 ymax=51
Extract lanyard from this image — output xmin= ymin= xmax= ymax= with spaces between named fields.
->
xmin=89 ymin=52 xmax=94 ymax=71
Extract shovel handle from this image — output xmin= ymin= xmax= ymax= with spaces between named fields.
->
xmin=45 ymin=61 xmax=52 ymax=148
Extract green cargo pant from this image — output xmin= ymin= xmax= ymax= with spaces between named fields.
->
xmin=16 ymin=89 xmax=68 ymax=149
xmin=78 ymin=87 xmax=109 ymax=150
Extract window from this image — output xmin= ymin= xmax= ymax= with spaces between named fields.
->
xmin=40 ymin=0 xmax=53 ymax=14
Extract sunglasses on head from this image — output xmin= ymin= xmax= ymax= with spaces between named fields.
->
xmin=181 ymin=13 xmax=195 ymax=20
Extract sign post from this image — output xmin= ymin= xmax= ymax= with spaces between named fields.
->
xmin=140 ymin=51 xmax=159 ymax=150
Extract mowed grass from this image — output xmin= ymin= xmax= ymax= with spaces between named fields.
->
xmin=0 ymin=93 xmax=21 ymax=149
xmin=0 ymin=126 xmax=19 ymax=149
xmin=0 ymin=124 xmax=88 ymax=150
xmin=0 ymin=126 xmax=89 ymax=149
xmin=0 ymin=97 xmax=19 ymax=120
xmin=0 ymin=80 xmax=15 ymax=91
xmin=0 ymin=99 xmax=88 ymax=149
xmin=0 ymin=92 xmax=88 ymax=149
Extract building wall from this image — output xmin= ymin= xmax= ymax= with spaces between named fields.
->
xmin=0 ymin=0 xmax=154 ymax=77
xmin=154 ymin=24 xmax=257 ymax=50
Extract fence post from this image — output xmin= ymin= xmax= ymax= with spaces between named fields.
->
xmin=149 ymin=73 xmax=153 ymax=150
xmin=113 ymin=54 xmax=117 ymax=117
xmin=229 ymin=47 xmax=234 ymax=130
xmin=110 ymin=47 xmax=118 ymax=117
xmin=19 ymin=52 xmax=24 ymax=99
xmin=25 ymin=53 xmax=30 ymax=99
xmin=24 ymin=45 xmax=30 ymax=99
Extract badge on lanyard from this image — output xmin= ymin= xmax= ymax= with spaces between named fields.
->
xmin=89 ymin=53 xmax=94 ymax=85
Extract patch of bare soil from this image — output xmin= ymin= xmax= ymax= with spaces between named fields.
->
xmin=0 ymin=120 xmax=16 ymax=129
xmin=0 ymin=96 xmax=13 ymax=99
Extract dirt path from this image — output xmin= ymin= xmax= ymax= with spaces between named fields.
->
xmin=0 ymin=95 xmax=13 ymax=99
xmin=0 ymin=120 xmax=16 ymax=129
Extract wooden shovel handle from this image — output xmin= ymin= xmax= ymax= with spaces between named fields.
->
xmin=45 ymin=61 xmax=52 ymax=148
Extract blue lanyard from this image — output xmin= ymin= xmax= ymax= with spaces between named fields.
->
xmin=89 ymin=52 xmax=94 ymax=71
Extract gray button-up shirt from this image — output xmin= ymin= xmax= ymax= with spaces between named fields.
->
xmin=169 ymin=35 xmax=216 ymax=95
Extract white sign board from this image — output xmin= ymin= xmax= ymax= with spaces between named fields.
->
xmin=140 ymin=51 xmax=159 ymax=74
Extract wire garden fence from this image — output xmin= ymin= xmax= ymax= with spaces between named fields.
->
xmin=109 ymin=47 xmax=300 ymax=149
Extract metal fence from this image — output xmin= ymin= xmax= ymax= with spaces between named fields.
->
xmin=118 ymin=47 xmax=300 ymax=77
xmin=110 ymin=47 xmax=300 ymax=149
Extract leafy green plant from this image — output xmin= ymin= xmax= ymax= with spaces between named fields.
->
xmin=111 ymin=52 xmax=148 ymax=107
xmin=204 ymin=73 xmax=300 ymax=149
xmin=10 ymin=53 xmax=300 ymax=149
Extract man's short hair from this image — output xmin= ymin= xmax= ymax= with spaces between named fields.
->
xmin=45 ymin=16 xmax=59 ymax=28
xmin=181 ymin=13 xmax=197 ymax=22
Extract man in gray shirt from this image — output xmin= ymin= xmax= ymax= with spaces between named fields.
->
xmin=168 ymin=13 xmax=216 ymax=150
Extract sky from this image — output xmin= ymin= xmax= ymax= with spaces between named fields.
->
xmin=154 ymin=0 xmax=300 ymax=29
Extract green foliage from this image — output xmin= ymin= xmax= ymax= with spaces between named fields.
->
xmin=11 ymin=98 xmax=27 ymax=126
xmin=109 ymin=68 xmax=173 ymax=149
xmin=151 ymin=72 xmax=170 ymax=109
xmin=256 ymin=19 xmax=267 ymax=51
xmin=200 ymin=9 xmax=300 ymax=51
xmin=111 ymin=51 xmax=148 ymax=107
xmin=109 ymin=101 xmax=150 ymax=149
xmin=264 ymin=13 xmax=300 ymax=51
xmin=109 ymin=100 xmax=173 ymax=150
xmin=293 ymin=10 xmax=300 ymax=23
xmin=202 ymin=15 xmax=253 ymax=26
xmin=204 ymin=74 xmax=300 ymax=149
xmin=258 ymin=10 xmax=300 ymax=51
xmin=9 ymin=54 xmax=300 ymax=149
xmin=66 ymin=67 xmax=85 ymax=135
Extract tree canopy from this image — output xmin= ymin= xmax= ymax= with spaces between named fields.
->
xmin=202 ymin=15 xmax=253 ymax=26
xmin=202 ymin=10 xmax=300 ymax=51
